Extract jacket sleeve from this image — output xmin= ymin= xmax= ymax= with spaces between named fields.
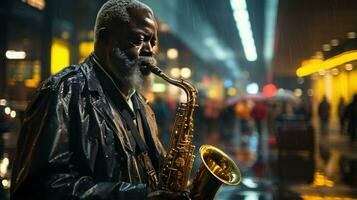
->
xmin=11 ymin=79 xmax=147 ymax=200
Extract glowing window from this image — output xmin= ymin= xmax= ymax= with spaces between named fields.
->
xmin=51 ymin=38 xmax=70 ymax=75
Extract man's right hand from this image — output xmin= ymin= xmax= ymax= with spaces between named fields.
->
xmin=148 ymin=190 xmax=191 ymax=200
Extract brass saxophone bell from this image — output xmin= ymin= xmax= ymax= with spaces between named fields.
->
xmin=148 ymin=64 xmax=241 ymax=199
xmin=190 ymin=145 xmax=241 ymax=200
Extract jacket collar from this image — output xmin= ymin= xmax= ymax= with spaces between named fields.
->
xmin=80 ymin=54 xmax=160 ymax=153
xmin=81 ymin=54 xmax=137 ymax=154
xmin=81 ymin=53 xmax=136 ymax=101
xmin=80 ymin=53 xmax=104 ymax=94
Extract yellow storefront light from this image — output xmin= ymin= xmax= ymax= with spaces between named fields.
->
xmin=330 ymin=39 xmax=339 ymax=47
xmin=331 ymin=68 xmax=339 ymax=76
xmin=0 ymin=99 xmax=6 ymax=106
xmin=322 ymin=44 xmax=331 ymax=51
xmin=296 ymin=50 xmax=357 ymax=77
xmin=347 ymin=32 xmax=356 ymax=39
xmin=318 ymin=70 xmax=326 ymax=76
xmin=167 ymin=48 xmax=178 ymax=60
xmin=294 ymin=88 xmax=302 ymax=97
xmin=344 ymin=63 xmax=353 ymax=71
xmin=79 ymin=41 xmax=94 ymax=62
xmin=323 ymin=50 xmax=357 ymax=70
xmin=23 ymin=0 xmax=45 ymax=10
xmin=51 ymin=38 xmax=70 ymax=75
xmin=4 ymin=107 xmax=11 ymax=115
xmin=180 ymin=67 xmax=192 ymax=79
xmin=170 ymin=67 xmax=181 ymax=78
xmin=24 ymin=61 xmax=41 ymax=88
xmin=152 ymin=83 xmax=166 ymax=93
xmin=301 ymin=195 xmax=353 ymax=200
xmin=296 ymin=58 xmax=324 ymax=77
xmin=1 ymin=179 xmax=9 ymax=188
xmin=227 ymin=87 xmax=237 ymax=96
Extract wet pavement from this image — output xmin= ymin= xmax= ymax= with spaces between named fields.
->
xmin=214 ymin=121 xmax=357 ymax=200
xmin=1 ymin=119 xmax=357 ymax=199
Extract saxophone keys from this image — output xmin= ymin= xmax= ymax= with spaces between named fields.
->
xmin=175 ymin=157 xmax=186 ymax=167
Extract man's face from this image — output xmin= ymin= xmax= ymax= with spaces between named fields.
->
xmin=106 ymin=7 xmax=158 ymax=90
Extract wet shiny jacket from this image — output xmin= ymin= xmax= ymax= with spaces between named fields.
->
xmin=11 ymin=55 xmax=165 ymax=200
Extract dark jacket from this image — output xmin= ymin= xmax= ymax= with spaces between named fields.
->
xmin=11 ymin=55 xmax=165 ymax=200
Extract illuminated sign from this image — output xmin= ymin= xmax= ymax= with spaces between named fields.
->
xmin=79 ymin=41 xmax=94 ymax=62
xmin=246 ymin=82 xmax=259 ymax=94
xmin=22 ymin=0 xmax=45 ymax=10
xmin=51 ymin=38 xmax=70 ymax=75
xmin=262 ymin=83 xmax=277 ymax=97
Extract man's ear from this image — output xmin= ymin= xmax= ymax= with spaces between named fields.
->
xmin=96 ymin=27 xmax=111 ymax=45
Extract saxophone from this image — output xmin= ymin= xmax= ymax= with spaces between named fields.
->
xmin=147 ymin=64 xmax=241 ymax=200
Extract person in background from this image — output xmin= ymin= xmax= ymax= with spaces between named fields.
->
xmin=219 ymin=102 xmax=236 ymax=145
xmin=344 ymin=94 xmax=357 ymax=147
xmin=203 ymin=99 xmax=221 ymax=144
xmin=318 ymin=96 xmax=330 ymax=136
xmin=251 ymin=100 xmax=268 ymax=150
xmin=235 ymin=99 xmax=252 ymax=135
xmin=266 ymin=102 xmax=280 ymax=135
xmin=295 ymin=97 xmax=312 ymax=121
xmin=276 ymin=101 xmax=295 ymax=121
xmin=338 ymin=97 xmax=346 ymax=134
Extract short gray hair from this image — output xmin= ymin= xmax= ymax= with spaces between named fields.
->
xmin=94 ymin=0 xmax=151 ymax=41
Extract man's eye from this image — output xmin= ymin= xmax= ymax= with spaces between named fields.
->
xmin=151 ymin=40 xmax=157 ymax=47
xmin=131 ymin=40 xmax=143 ymax=46
xmin=131 ymin=36 xmax=144 ymax=45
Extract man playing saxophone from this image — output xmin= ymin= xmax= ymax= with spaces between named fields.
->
xmin=11 ymin=0 xmax=190 ymax=199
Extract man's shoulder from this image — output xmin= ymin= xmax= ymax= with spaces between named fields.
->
xmin=39 ymin=64 xmax=86 ymax=91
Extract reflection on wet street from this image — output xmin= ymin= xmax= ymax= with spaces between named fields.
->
xmin=193 ymin=118 xmax=357 ymax=200
xmin=0 ymin=101 xmax=323 ymax=199
xmin=217 ymin=127 xmax=357 ymax=200
xmin=1 ymin=104 xmax=357 ymax=200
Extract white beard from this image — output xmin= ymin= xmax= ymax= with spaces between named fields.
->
xmin=110 ymin=48 xmax=156 ymax=92
xmin=110 ymin=48 xmax=144 ymax=91
xmin=123 ymin=65 xmax=144 ymax=91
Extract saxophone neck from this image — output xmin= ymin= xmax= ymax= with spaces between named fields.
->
xmin=148 ymin=64 xmax=198 ymax=104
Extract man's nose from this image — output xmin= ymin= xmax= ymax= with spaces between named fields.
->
xmin=140 ymin=41 xmax=153 ymax=57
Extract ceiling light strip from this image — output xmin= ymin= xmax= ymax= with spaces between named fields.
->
xmin=230 ymin=0 xmax=257 ymax=61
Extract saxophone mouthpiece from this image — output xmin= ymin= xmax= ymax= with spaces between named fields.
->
xmin=147 ymin=64 xmax=162 ymax=76
xmin=139 ymin=57 xmax=160 ymax=76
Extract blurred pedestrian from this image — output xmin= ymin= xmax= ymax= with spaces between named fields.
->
xmin=338 ymin=97 xmax=346 ymax=134
xmin=203 ymin=99 xmax=221 ymax=144
xmin=235 ymin=100 xmax=252 ymax=135
xmin=318 ymin=96 xmax=330 ymax=136
xmin=276 ymin=101 xmax=295 ymax=121
xmin=344 ymin=94 xmax=357 ymax=146
xmin=219 ymin=103 xmax=236 ymax=145
xmin=295 ymin=97 xmax=312 ymax=121
xmin=251 ymin=100 xmax=268 ymax=149
xmin=266 ymin=102 xmax=280 ymax=135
